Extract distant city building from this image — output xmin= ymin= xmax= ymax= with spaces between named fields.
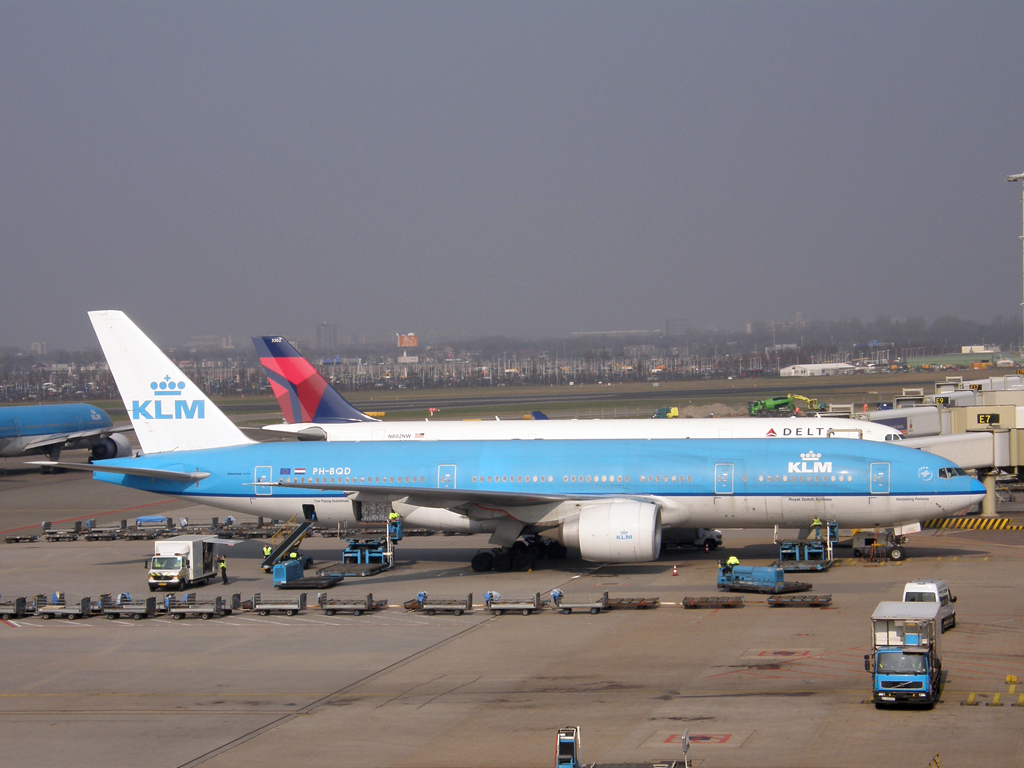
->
xmin=317 ymin=323 xmax=338 ymax=351
xmin=30 ymin=341 xmax=46 ymax=356
xmin=962 ymin=345 xmax=999 ymax=354
xmin=189 ymin=335 xmax=234 ymax=349
xmin=663 ymin=319 xmax=691 ymax=337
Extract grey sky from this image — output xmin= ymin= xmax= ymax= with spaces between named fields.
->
xmin=3 ymin=3 xmax=1023 ymax=350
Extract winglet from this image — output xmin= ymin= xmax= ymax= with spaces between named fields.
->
xmin=253 ymin=336 xmax=378 ymax=423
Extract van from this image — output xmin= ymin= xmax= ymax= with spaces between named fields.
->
xmin=902 ymin=580 xmax=957 ymax=631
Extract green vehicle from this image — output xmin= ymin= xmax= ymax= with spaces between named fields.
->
xmin=748 ymin=394 xmax=827 ymax=416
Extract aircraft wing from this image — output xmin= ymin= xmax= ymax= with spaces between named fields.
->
xmin=267 ymin=478 xmax=570 ymax=508
xmin=20 ymin=424 xmax=133 ymax=453
xmin=29 ymin=461 xmax=210 ymax=483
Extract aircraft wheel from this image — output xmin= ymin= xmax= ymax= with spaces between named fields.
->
xmin=512 ymin=554 xmax=534 ymax=572
xmin=889 ymin=546 xmax=905 ymax=561
xmin=510 ymin=541 xmax=527 ymax=555
xmin=471 ymin=552 xmax=494 ymax=572
xmin=547 ymin=543 xmax=568 ymax=560
xmin=493 ymin=552 xmax=513 ymax=572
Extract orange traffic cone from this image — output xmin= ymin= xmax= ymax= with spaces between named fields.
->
xmin=672 ymin=565 xmax=678 ymax=576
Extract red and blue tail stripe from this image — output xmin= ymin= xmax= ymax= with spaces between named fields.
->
xmin=252 ymin=337 xmax=376 ymax=424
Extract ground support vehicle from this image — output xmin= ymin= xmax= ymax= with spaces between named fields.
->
xmin=403 ymin=593 xmax=473 ymax=615
xmin=148 ymin=535 xmax=221 ymax=592
xmin=101 ymin=594 xmax=157 ymax=620
xmin=272 ymin=559 xmax=344 ymax=589
xmin=35 ymin=594 xmax=91 ymax=620
xmin=552 ymin=590 xmax=609 ymax=614
xmin=41 ymin=521 xmax=80 ymax=542
xmin=682 ymin=595 xmax=744 ymax=609
xmin=903 ymin=580 xmax=957 ymax=631
xmin=662 ymin=527 xmax=722 ymax=551
xmin=318 ymin=593 xmax=387 ymax=616
xmin=4 ymin=534 xmax=38 ymax=544
xmin=866 ymin=601 xmax=942 ymax=707
xmin=852 ymin=528 xmax=906 ymax=561
xmin=768 ymin=594 xmax=832 ymax=607
xmin=0 ymin=596 xmax=27 ymax=619
xmin=485 ymin=592 xmax=546 ymax=616
xmin=777 ymin=540 xmax=833 ymax=572
xmin=717 ymin=564 xmax=812 ymax=594
xmin=607 ymin=596 xmax=660 ymax=610
xmin=252 ymin=592 xmax=306 ymax=616
xmin=165 ymin=593 xmax=239 ymax=620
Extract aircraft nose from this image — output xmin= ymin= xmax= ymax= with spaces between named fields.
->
xmin=969 ymin=477 xmax=987 ymax=503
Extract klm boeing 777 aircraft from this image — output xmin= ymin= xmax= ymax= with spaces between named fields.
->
xmin=0 ymin=403 xmax=132 ymax=467
xmin=37 ymin=312 xmax=985 ymax=568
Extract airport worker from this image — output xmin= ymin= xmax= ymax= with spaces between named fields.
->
xmin=289 ymin=550 xmax=298 ymax=560
xmin=726 ymin=555 xmax=740 ymax=567
xmin=218 ymin=555 xmax=228 ymax=585
xmin=262 ymin=544 xmax=272 ymax=559
xmin=388 ymin=510 xmax=400 ymax=523
xmin=810 ymin=516 xmax=824 ymax=540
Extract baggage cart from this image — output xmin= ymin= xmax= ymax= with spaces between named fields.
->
xmin=607 ymin=596 xmax=661 ymax=610
xmin=166 ymin=593 xmax=239 ymax=620
xmin=318 ymin=592 xmax=387 ymax=616
xmin=4 ymin=535 xmax=38 ymax=544
xmin=485 ymin=592 xmax=545 ymax=616
xmin=252 ymin=591 xmax=307 ymax=616
xmin=682 ymin=596 xmax=744 ymax=609
xmin=36 ymin=594 xmax=91 ymax=620
xmin=551 ymin=590 xmax=609 ymax=615
xmin=403 ymin=593 xmax=473 ymax=615
xmin=0 ymin=596 xmax=27 ymax=619
xmin=767 ymin=594 xmax=833 ymax=608
xmin=101 ymin=594 xmax=157 ymax=620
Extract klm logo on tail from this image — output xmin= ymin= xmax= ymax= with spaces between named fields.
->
xmin=132 ymin=375 xmax=206 ymax=421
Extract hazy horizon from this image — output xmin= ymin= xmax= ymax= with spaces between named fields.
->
xmin=4 ymin=4 xmax=1024 ymax=349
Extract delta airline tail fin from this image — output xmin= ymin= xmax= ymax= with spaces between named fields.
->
xmin=89 ymin=311 xmax=253 ymax=454
xmin=252 ymin=336 xmax=378 ymax=424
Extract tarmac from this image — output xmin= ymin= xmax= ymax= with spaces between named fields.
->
xmin=2 ymin=452 xmax=1023 ymax=768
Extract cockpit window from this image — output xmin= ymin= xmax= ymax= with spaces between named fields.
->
xmin=884 ymin=434 xmax=903 ymax=441
xmin=938 ymin=467 xmax=968 ymax=479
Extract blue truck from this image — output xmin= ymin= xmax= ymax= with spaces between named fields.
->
xmin=717 ymin=564 xmax=812 ymax=594
xmin=866 ymin=601 xmax=942 ymax=708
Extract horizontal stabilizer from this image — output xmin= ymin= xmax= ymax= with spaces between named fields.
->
xmin=29 ymin=461 xmax=210 ymax=483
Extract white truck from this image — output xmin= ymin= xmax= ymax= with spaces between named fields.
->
xmin=662 ymin=528 xmax=723 ymax=551
xmin=148 ymin=536 xmax=220 ymax=592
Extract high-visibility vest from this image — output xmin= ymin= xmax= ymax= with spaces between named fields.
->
xmin=263 ymin=546 xmax=272 ymax=556
xmin=218 ymin=560 xmax=226 ymax=570
xmin=289 ymin=552 xmax=298 ymax=559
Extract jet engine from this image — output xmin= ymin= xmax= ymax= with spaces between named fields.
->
xmin=90 ymin=433 xmax=132 ymax=461
xmin=558 ymin=501 xmax=662 ymax=563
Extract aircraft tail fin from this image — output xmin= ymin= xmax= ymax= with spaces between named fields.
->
xmin=252 ymin=336 xmax=378 ymax=424
xmin=89 ymin=311 xmax=253 ymax=454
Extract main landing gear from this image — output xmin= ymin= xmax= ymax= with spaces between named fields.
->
xmin=470 ymin=536 xmax=569 ymax=572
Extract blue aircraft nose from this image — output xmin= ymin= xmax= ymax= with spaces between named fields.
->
xmin=969 ymin=477 xmax=987 ymax=503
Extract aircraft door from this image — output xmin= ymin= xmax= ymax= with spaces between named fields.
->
xmin=870 ymin=463 xmax=890 ymax=494
xmin=254 ymin=465 xmax=273 ymax=496
xmin=12 ymin=418 xmax=21 ymax=437
xmin=438 ymin=464 xmax=456 ymax=489
xmin=715 ymin=464 xmax=734 ymax=494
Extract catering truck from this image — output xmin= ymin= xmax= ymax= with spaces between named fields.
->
xmin=865 ymin=601 xmax=942 ymax=707
xmin=148 ymin=535 xmax=219 ymax=592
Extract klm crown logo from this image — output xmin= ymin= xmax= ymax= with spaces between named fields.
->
xmin=132 ymin=375 xmax=206 ymax=421
xmin=788 ymin=450 xmax=832 ymax=474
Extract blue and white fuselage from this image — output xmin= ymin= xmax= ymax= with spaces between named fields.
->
xmin=52 ymin=312 xmax=984 ymax=565
xmin=0 ymin=403 xmax=131 ymax=460
xmin=89 ymin=437 xmax=983 ymax=558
